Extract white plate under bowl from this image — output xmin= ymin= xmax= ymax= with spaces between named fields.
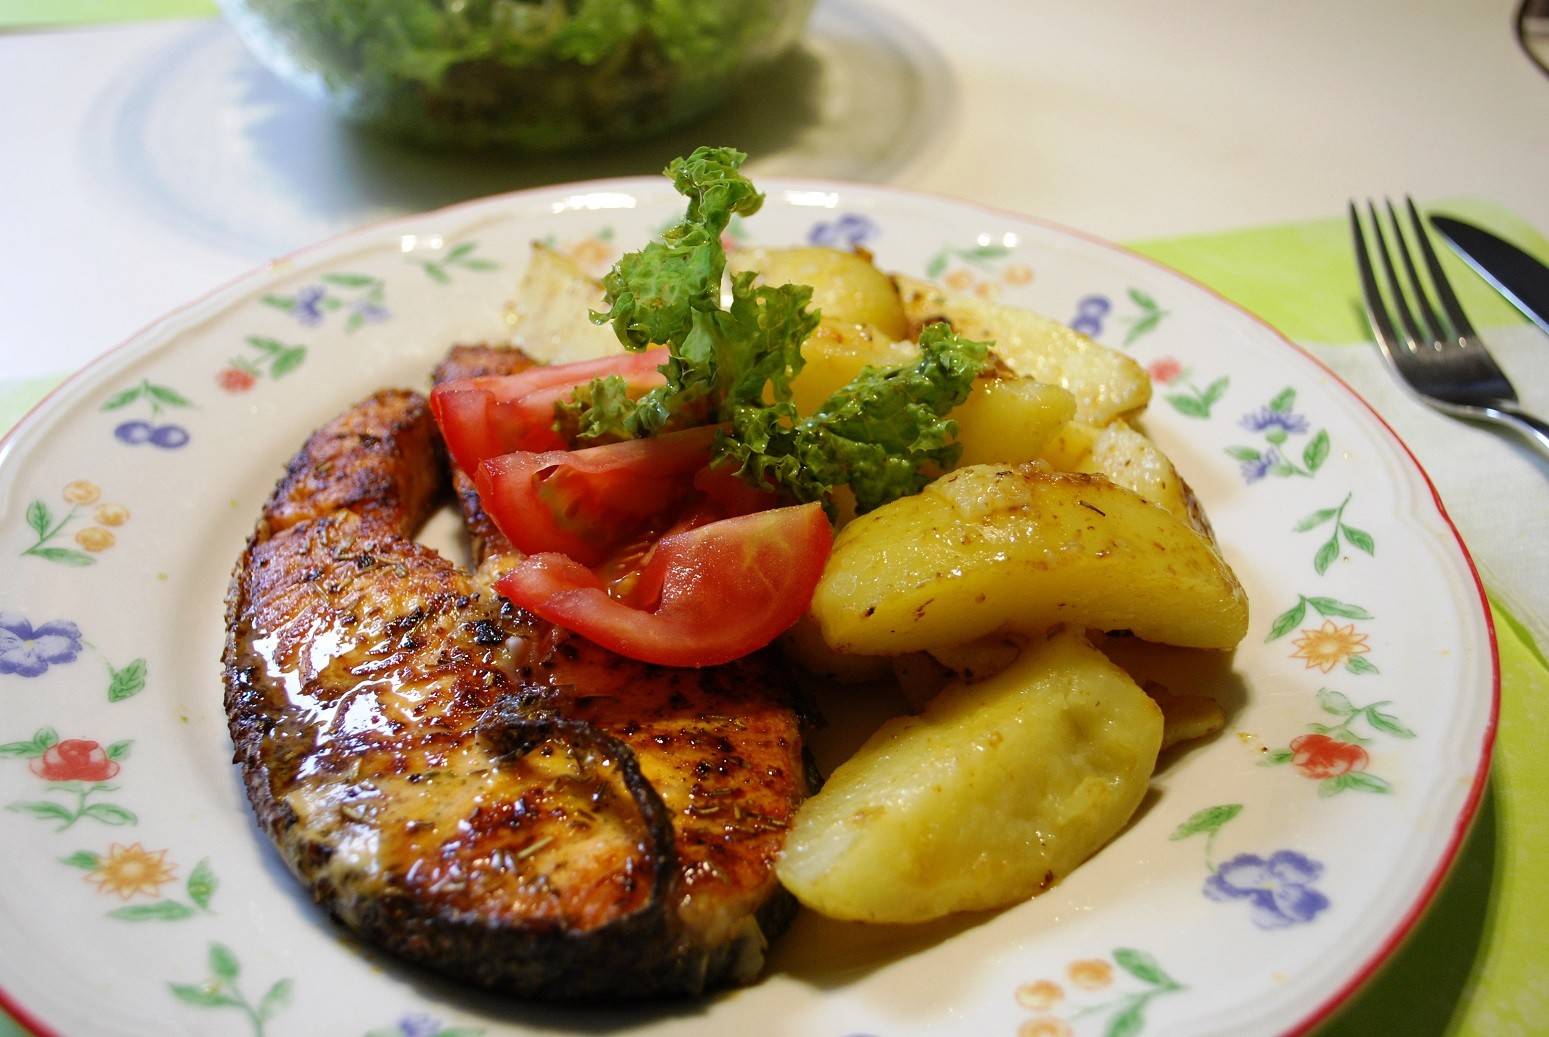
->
xmin=0 ymin=178 xmax=1496 ymax=1037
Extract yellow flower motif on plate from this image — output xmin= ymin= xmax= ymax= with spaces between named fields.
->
xmin=75 ymin=527 xmax=115 ymax=552
xmin=62 ymin=481 xmax=100 ymax=505
xmin=94 ymin=503 xmax=130 ymax=526
xmin=1018 ymin=1018 xmax=1072 ymax=1037
xmin=1014 ymin=979 xmax=1063 ymax=1011
xmin=1067 ymin=957 xmax=1114 ymax=990
xmin=86 ymin=843 xmax=176 ymax=900
xmin=1290 ymin=620 xmax=1371 ymax=674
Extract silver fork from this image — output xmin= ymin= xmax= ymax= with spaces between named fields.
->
xmin=1349 ymin=197 xmax=1549 ymax=459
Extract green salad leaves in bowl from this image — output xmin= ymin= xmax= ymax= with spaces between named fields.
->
xmin=219 ymin=0 xmax=816 ymax=151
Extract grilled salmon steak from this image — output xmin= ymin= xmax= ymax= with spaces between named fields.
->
xmin=222 ymin=348 xmax=807 ymax=1000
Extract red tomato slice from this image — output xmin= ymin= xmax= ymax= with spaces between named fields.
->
xmin=431 ymin=347 xmax=668 ymax=476
xmin=475 ymin=425 xmax=722 ymax=567
xmin=496 ymin=503 xmax=834 ymax=667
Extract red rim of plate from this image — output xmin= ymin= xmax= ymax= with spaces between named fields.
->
xmin=0 ymin=176 xmax=1500 ymax=1037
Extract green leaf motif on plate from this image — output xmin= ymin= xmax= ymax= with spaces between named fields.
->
xmin=81 ymin=803 xmax=136 ymax=826
xmin=1267 ymin=599 xmax=1307 ymax=641
xmin=1294 ymin=507 xmax=1339 ymax=532
xmin=321 ymin=272 xmax=377 ymax=288
xmin=168 ymin=944 xmax=292 ymax=1036
xmin=29 ymin=547 xmax=95 ymax=566
xmin=210 ymin=944 xmax=241 ymax=981
xmin=9 ymin=801 xmax=75 ymax=824
xmin=1169 ymin=803 xmax=1242 ymax=841
xmin=107 ymin=659 xmax=147 ymax=703
xmin=187 ymin=858 xmax=218 ymax=911
xmin=414 ymin=240 xmax=498 ymax=284
xmin=1313 ymin=538 xmax=1340 ymax=576
xmin=26 ymin=499 xmax=51 ymax=537
xmin=1317 ymin=688 xmax=1355 ymax=716
xmin=111 ymin=901 xmax=196 ymax=922
xmin=1113 ymin=948 xmax=1175 ymax=987
xmin=1304 ymin=429 xmax=1330 ymax=471
xmin=1368 ymin=707 xmax=1415 ymax=739
xmin=1306 ymin=596 xmax=1372 ymax=620
xmin=1343 ymin=525 xmax=1375 ymax=555
xmin=169 ymin=983 xmax=237 ymax=1009
xmin=0 ymin=728 xmax=57 ymax=758
xmin=237 ymin=337 xmax=310 ymax=384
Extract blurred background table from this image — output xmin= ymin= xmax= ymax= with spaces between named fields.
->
xmin=2 ymin=2 xmax=1547 ymax=1034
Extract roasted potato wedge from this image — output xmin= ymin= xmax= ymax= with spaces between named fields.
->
xmin=1076 ymin=419 xmax=1212 ymax=539
xmin=810 ymin=464 xmax=1249 ymax=653
xmin=789 ymin=321 xmax=1077 ymax=468
xmin=730 ymin=246 xmax=909 ymax=340
xmin=788 ymin=320 xmax=919 ymax=416
xmin=953 ymin=377 xmax=1077 ymax=467
xmin=508 ymin=243 xmax=624 ymax=363
xmin=776 ymin=630 xmax=1162 ymax=922
xmin=893 ymin=273 xmax=1150 ymax=424
xmin=779 ymin=614 xmax=891 ymax=684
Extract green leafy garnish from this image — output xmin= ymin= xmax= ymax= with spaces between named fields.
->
xmin=571 ymin=145 xmax=989 ymax=514
xmin=719 ymin=323 xmax=988 ymax=512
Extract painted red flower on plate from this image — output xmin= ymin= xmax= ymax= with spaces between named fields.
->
xmin=29 ymin=739 xmax=120 ymax=783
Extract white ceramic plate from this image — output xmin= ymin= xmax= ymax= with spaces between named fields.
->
xmin=0 ymin=179 xmax=1495 ymax=1037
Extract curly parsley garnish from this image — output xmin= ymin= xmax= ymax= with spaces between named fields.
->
xmin=568 ymin=145 xmax=988 ymax=515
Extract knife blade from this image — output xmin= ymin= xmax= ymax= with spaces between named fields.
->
xmin=1430 ymin=214 xmax=1549 ymax=338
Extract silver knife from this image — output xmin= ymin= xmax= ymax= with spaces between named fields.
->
xmin=1429 ymin=214 xmax=1549 ymax=338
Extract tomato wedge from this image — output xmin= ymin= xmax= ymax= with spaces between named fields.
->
xmin=431 ymin=347 xmax=668 ymax=476
xmin=496 ymin=503 xmax=834 ymax=668
xmin=475 ymin=426 xmax=722 ymax=567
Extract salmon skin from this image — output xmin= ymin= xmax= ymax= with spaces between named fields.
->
xmin=222 ymin=350 xmax=807 ymax=1000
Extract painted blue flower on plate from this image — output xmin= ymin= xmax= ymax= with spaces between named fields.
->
xmin=0 ymin=612 xmax=83 ymax=677
xmin=1204 ymin=850 xmax=1330 ymax=928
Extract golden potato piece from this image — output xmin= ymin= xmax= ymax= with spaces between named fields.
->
xmin=811 ymin=464 xmax=1249 ymax=653
xmin=1034 ymin=420 xmax=1100 ymax=470
xmin=779 ymin=614 xmax=890 ymax=684
xmin=1076 ymin=419 xmax=1213 ymax=539
xmin=730 ymin=246 xmax=909 ymax=340
xmin=776 ymin=630 xmax=1162 ymax=922
xmin=954 ymin=378 xmax=1077 ymax=467
xmin=889 ymin=652 xmax=953 ymax=712
xmin=508 ymin=243 xmax=625 ymax=362
xmin=893 ymin=273 xmax=1150 ymax=424
xmin=926 ymin=635 xmax=1024 ymax=684
xmin=789 ymin=320 xmax=919 ymax=416
xmin=1148 ymin=686 xmax=1227 ymax=751
xmin=789 ymin=321 xmax=1077 ymax=468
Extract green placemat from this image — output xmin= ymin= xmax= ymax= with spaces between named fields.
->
xmin=1130 ymin=198 xmax=1549 ymax=344
xmin=0 ymin=0 xmax=214 ymax=30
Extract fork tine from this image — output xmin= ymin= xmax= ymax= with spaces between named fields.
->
xmin=1365 ymin=201 xmax=1426 ymax=349
xmin=1405 ymin=196 xmax=1477 ymax=342
xmin=1385 ymin=199 xmax=1448 ymax=345
xmin=1349 ymin=202 xmax=1406 ymax=360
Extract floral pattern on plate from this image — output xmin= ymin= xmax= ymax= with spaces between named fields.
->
xmin=263 ymin=272 xmax=389 ymax=334
xmin=1260 ymin=688 xmax=1415 ymax=796
xmin=18 ymin=480 xmax=134 ymax=566
xmin=3 ymin=729 xmax=136 ymax=830
xmin=1172 ymin=805 xmax=1331 ymax=929
xmin=1014 ymin=948 xmax=1186 ymax=1037
xmin=1227 ymin=387 xmax=1331 ymax=482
